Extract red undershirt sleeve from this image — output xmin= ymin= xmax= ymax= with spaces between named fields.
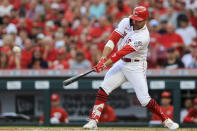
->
xmin=183 ymin=110 xmax=195 ymax=123
xmin=108 ymin=31 xmax=122 ymax=46
xmin=109 ymin=44 xmax=136 ymax=63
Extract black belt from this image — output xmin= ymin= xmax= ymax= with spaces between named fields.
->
xmin=121 ymin=58 xmax=140 ymax=62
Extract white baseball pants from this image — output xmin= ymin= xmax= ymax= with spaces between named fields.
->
xmin=101 ymin=59 xmax=151 ymax=107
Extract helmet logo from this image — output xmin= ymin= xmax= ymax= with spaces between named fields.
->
xmin=134 ymin=10 xmax=138 ymax=16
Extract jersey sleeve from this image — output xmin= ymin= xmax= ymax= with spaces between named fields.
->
xmin=114 ymin=18 xmax=129 ymax=36
xmin=183 ymin=109 xmax=194 ymax=123
xmin=62 ymin=110 xmax=69 ymax=123
xmin=128 ymin=35 xmax=149 ymax=51
xmin=109 ymin=44 xmax=136 ymax=63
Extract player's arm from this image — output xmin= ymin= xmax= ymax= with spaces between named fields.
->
xmin=95 ymin=36 xmax=145 ymax=72
xmin=105 ymin=44 xmax=136 ymax=66
xmin=183 ymin=109 xmax=194 ymax=123
xmin=95 ymin=18 xmax=128 ymax=68
xmin=93 ymin=31 xmax=122 ymax=71
xmin=62 ymin=110 xmax=69 ymax=123
xmin=102 ymin=31 xmax=123 ymax=58
xmin=95 ymin=44 xmax=136 ymax=72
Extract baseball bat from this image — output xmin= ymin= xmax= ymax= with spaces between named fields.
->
xmin=63 ymin=68 xmax=96 ymax=86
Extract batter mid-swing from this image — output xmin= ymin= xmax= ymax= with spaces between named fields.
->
xmin=83 ymin=6 xmax=179 ymax=130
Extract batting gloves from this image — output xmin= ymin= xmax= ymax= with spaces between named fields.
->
xmin=94 ymin=62 xmax=107 ymax=73
xmin=93 ymin=57 xmax=107 ymax=73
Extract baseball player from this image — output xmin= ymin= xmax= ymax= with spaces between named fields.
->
xmin=40 ymin=93 xmax=69 ymax=124
xmin=83 ymin=6 xmax=179 ymax=130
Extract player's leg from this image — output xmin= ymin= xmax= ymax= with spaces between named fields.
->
xmin=83 ymin=61 xmax=127 ymax=129
xmin=123 ymin=62 xmax=179 ymax=129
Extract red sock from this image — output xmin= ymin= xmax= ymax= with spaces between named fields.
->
xmin=146 ymin=99 xmax=168 ymax=122
xmin=90 ymin=89 xmax=108 ymax=122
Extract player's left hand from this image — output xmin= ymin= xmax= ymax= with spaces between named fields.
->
xmin=92 ymin=57 xmax=107 ymax=73
xmin=93 ymin=63 xmax=107 ymax=73
xmin=98 ymin=57 xmax=107 ymax=65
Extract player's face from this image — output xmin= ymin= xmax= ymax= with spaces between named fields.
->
xmin=161 ymin=98 xmax=171 ymax=106
xmin=184 ymin=99 xmax=192 ymax=109
xmin=133 ymin=20 xmax=146 ymax=30
xmin=51 ymin=100 xmax=60 ymax=107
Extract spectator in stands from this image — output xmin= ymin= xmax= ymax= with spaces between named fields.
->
xmin=40 ymin=93 xmax=69 ymax=124
xmin=1 ymin=14 xmax=11 ymax=28
xmin=154 ymin=0 xmax=167 ymax=16
xmin=99 ymin=104 xmax=117 ymax=123
xmin=54 ymin=28 xmax=65 ymax=49
xmin=8 ymin=46 xmax=21 ymax=69
xmin=28 ymin=47 xmax=48 ymax=69
xmin=26 ymin=1 xmax=37 ymax=21
xmin=0 ymin=0 xmax=13 ymax=17
xmin=159 ymin=7 xmax=178 ymax=28
xmin=181 ymin=98 xmax=193 ymax=123
xmin=158 ymin=20 xmax=168 ymax=34
xmin=0 ymin=52 xmax=8 ymax=69
xmin=21 ymin=39 xmax=33 ymax=68
xmin=185 ymin=0 xmax=197 ymax=10
xmin=114 ymin=0 xmax=131 ymax=20
xmin=44 ymin=20 xmax=56 ymax=37
xmin=31 ymin=23 xmax=43 ymax=40
xmin=148 ymin=19 xmax=161 ymax=68
xmin=0 ymin=0 xmax=195 ymax=70
xmin=155 ymin=46 xmax=167 ymax=68
xmin=50 ymin=49 xmax=69 ymax=70
xmin=46 ymin=3 xmax=60 ymax=22
xmin=0 ymin=35 xmax=14 ymax=55
xmin=19 ymin=30 xmax=28 ymax=45
xmin=36 ymin=33 xmax=45 ymax=48
xmin=160 ymin=22 xmax=184 ymax=50
xmin=187 ymin=8 xmax=197 ymax=31
xmin=182 ymin=42 xmax=197 ymax=68
xmin=151 ymin=91 xmax=174 ymax=123
xmin=183 ymin=98 xmax=197 ymax=123
xmin=162 ymin=48 xmax=184 ymax=69
xmin=69 ymin=50 xmax=91 ymax=69
xmin=68 ymin=47 xmax=77 ymax=64
xmin=89 ymin=44 xmax=101 ymax=66
xmin=176 ymin=14 xmax=197 ymax=46
xmin=35 ymin=0 xmax=45 ymax=15
xmin=6 ymin=24 xmax=23 ymax=49
xmin=42 ymin=36 xmax=57 ymax=66
xmin=149 ymin=19 xmax=161 ymax=49
xmin=17 ymin=11 xmax=33 ymax=35
xmin=89 ymin=0 xmax=106 ymax=19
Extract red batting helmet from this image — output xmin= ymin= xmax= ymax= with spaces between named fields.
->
xmin=51 ymin=93 xmax=60 ymax=101
xmin=130 ymin=6 xmax=149 ymax=21
xmin=161 ymin=91 xmax=171 ymax=98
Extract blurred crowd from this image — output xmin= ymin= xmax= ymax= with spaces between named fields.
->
xmin=0 ymin=0 xmax=197 ymax=69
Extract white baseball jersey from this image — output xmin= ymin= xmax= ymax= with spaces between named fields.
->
xmin=100 ymin=17 xmax=151 ymax=107
xmin=115 ymin=18 xmax=150 ymax=60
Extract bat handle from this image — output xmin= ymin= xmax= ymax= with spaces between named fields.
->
xmin=91 ymin=68 xmax=96 ymax=72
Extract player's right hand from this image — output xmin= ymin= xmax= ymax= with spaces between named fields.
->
xmin=93 ymin=57 xmax=107 ymax=73
xmin=92 ymin=63 xmax=107 ymax=73
xmin=98 ymin=57 xmax=107 ymax=65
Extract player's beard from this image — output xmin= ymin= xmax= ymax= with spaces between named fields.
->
xmin=133 ymin=20 xmax=146 ymax=30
